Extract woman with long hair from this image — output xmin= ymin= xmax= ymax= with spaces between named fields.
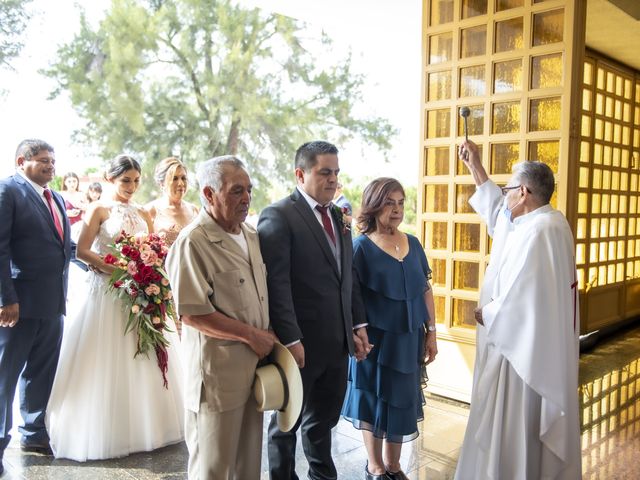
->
xmin=46 ymin=155 xmax=184 ymax=461
xmin=60 ymin=172 xmax=86 ymax=227
xmin=84 ymin=181 xmax=103 ymax=204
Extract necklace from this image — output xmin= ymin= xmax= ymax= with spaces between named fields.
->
xmin=392 ymin=242 xmax=402 ymax=261
xmin=370 ymin=231 xmax=403 ymax=261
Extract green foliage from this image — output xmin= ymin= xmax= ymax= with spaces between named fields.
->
xmin=0 ymin=0 xmax=32 ymax=69
xmin=340 ymin=174 xmax=365 ymax=213
xmin=400 ymin=185 xmax=417 ymax=237
xmin=49 ymin=176 xmax=63 ymax=192
xmin=44 ymin=0 xmax=397 ymax=208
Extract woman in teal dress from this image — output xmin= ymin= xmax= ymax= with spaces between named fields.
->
xmin=342 ymin=177 xmax=438 ymax=480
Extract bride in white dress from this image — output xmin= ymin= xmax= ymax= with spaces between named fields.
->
xmin=46 ymin=155 xmax=184 ymax=461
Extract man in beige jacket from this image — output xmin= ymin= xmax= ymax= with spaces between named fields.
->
xmin=166 ymin=156 xmax=277 ymax=480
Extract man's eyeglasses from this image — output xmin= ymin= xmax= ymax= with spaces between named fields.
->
xmin=501 ymin=185 xmax=532 ymax=196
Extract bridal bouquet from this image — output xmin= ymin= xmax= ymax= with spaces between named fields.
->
xmin=104 ymin=231 xmax=174 ymax=388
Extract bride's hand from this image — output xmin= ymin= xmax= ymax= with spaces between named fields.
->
xmin=87 ymin=264 xmax=101 ymax=274
xmin=100 ymin=263 xmax=117 ymax=275
xmin=90 ymin=260 xmax=115 ymax=275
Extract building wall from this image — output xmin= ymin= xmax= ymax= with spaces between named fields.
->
xmin=577 ymin=51 xmax=640 ymax=332
xmin=419 ymin=0 xmax=586 ymax=400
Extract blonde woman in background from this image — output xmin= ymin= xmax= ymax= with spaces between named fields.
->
xmin=145 ymin=157 xmax=198 ymax=337
xmin=145 ymin=157 xmax=199 ymax=247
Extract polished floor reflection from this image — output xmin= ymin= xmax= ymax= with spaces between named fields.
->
xmin=579 ymin=324 xmax=640 ymax=480
xmin=2 ymin=324 xmax=639 ymax=479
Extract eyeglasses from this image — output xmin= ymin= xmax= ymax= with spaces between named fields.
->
xmin=501 ymin=185 xmax=532 ymax=196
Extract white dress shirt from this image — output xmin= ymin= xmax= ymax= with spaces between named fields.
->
xmin=17 ymin=169 xmax=64 ymax=227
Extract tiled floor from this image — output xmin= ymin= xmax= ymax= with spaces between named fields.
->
xmin=578 ymin=324 xmax=640 ymax=480
xmin=2 ymin=323 xmax=639 ymax=479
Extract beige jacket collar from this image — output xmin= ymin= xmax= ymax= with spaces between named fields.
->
xmin=198 ymin=208 xmax=260 ymax=264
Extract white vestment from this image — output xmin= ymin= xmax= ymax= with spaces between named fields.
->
xmin=455 ymin=181 xmax=581 ymax=480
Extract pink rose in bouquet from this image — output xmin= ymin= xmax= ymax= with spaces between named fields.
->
xmin=145 ymin=284 xmax=161 ymax=296
xmin=140 ymin=250 xmax=158 ymax=266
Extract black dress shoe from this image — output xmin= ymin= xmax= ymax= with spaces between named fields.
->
xmin=386 ymin=469 xmax=409 ymax=480
xmin=0 ymin=458 xmax=4 ymax=476
xmin=365 ymin=463 xmax=391 ymax=480
xmin=20 ymin=439 xmax=53 ymax=455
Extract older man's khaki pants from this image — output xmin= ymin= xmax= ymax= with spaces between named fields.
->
xmin=186 ymin=394 xmax=263 ymax=480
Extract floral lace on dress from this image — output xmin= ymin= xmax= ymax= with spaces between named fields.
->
xmin=153 ymin=206 xmax=196 ymax=247
xmin=93 ymin=201 xmax=148 ymax=258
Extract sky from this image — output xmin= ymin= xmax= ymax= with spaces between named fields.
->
xmin=0 ymin=0 xmax=422 ymax=187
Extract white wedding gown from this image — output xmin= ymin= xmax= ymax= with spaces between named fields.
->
xmin=46 ymin=201 xmax=184 ymax=461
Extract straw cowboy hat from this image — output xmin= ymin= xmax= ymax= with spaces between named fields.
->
xmin=254 ymin=342 xmax=303 ymax=432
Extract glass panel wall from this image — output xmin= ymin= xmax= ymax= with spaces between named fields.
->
xmin=462 ymin=0 xmax=488 ymax=19
xmin=430 ymin=0 xmax=454 ymax=25
xmin=495 ymin=17 xmax=524 ymax=53
xmin=421 ymin=0 xmax=569 ymax=337
xmin=578 ymin=54 xmax=640 ymax=296
xmin=461 ymin=26 xmax=487 ymax=58
xmin=428 ymin=71 xmax=452 ymax=100
xmin=496 ymin=0 xmax=523 ymax=11
xmin=532 ymin=9 xmax=564 ymax=46
xmin=494 ymin=59 xmax=523 ymax=93
xmin=460 ymin=66 xmax=486 ymax=97
xmin=531 ymin=53 xmax=563 ymax=89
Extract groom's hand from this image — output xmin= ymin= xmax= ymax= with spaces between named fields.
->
xmin=0 ymin=303 xmax=19 ymax=327
xmin=353 ymin=327 xmax=372 ymax=362
xmin=288 ymin=342 xmax=305 ymax=369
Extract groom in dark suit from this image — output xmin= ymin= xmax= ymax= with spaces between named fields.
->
xmin=258 ymin=140 xmax=370 ymax=480
xmin=0 ymin=139 xmax=71 ymax=474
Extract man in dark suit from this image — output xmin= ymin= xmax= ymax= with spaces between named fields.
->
xmin=0 ymin=139 xmax=71 ymax=475
xmin=258 ymin=140 xmax=371 ymax=480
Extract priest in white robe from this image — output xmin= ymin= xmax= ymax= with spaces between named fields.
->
xmin=454 ymin=140 xmax=581 ymax=480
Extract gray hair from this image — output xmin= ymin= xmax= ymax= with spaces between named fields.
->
xmin=196 ymin=155 xmax=246 ymax=205
xmin=512 ymin=161 xmax=555 ymax=205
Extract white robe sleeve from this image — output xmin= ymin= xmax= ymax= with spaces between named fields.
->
xmin=469 ymin=180 xmax=503 ymax=237
xmin=468 ymin=179 xmax=512 ymax=307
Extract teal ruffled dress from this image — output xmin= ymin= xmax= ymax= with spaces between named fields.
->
xmin=341 ymin=233 xmax=431 ymax=442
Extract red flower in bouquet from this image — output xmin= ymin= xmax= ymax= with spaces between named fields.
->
xmin=104 ymin=231 xmax=174 ymax=388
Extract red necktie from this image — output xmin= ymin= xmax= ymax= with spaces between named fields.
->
xmin=43 ymin=189 xmax=64 ymax=241
xmin=315 ymin=205 xmax=336 ymax=246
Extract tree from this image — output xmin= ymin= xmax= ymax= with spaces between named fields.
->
xmin=0 ymin=0 xmax=32 ymax=69
xmin=401 ymin=185 xmax=417 ymax=237
xmin=49 ymin=176 xmax=63 ymax=192
xmin=44 ymin=0 xmax=396 ymax=207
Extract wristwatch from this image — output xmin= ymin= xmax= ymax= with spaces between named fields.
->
xmin=426 ymin=324 xmax=436 ymax=333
